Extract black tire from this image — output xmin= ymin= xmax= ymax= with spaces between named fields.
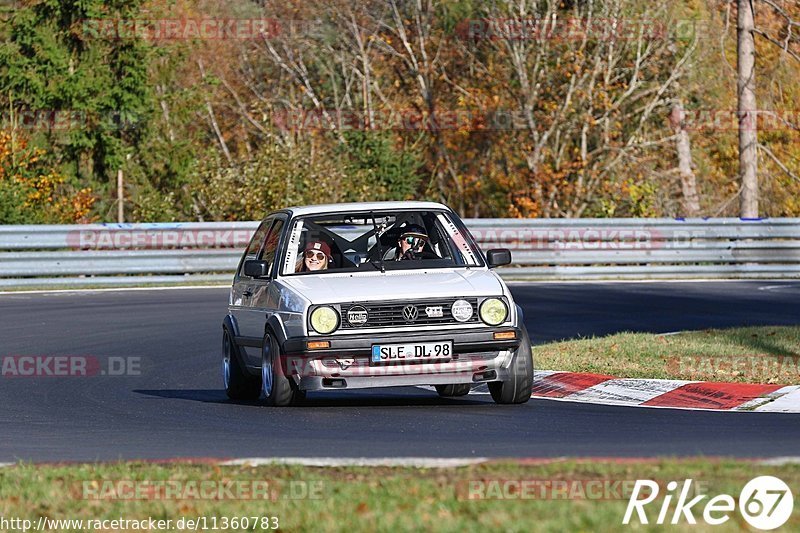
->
xmin=489 ymin=326 xmax=533 ymax=404
xmin=435 ymin=384 xmax=472 ymax=397
xmin=223 ymin=328 xmax=261 ymax=401
xmin=262 ymin=332 xmax=306 ymax=407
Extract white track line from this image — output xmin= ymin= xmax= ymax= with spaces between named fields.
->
xmin=758 ymin=457 xmax=800 ymax=466
xmin=0 ymin=463 xmax=13 ymax=468
xmin=0 ymin=285 xmax=228 ymax=296
xmin=4 ymin=279 xmax=797 ymax=295
xmin=221 ymin=457 xmax=489 ymax=468
xmin=506 ymin=279 xmax=798 ymax=285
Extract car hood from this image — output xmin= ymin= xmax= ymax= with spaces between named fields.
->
xmin=278 ymin=268 xmax=504 ymax=304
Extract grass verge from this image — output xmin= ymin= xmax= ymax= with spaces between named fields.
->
xmin=534 ymin=325 xmax=800 ymax=383
xmin=1 ymin=460 xmax=798 ymax=532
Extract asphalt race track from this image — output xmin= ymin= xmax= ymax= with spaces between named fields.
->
xmin=1 ymin=281 xmax=799 ymax=463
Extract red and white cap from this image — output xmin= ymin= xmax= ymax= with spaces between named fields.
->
xmin=304 ymin=240 xmax=332 ymax=260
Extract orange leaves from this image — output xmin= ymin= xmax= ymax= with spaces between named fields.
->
xmin=53 ymin=188 xmax=98 ymax=223
xmin=22 ymin=170 xmax=63 ymax=208
xmin=0 ymin=128 xmax=97 ymax=223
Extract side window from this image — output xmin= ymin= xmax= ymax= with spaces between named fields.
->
xmin=237 ymin=218 xmax=272 ymax=278
xmin=259 ymin=218 xmax=285 ymax=265
xmin=245 ymin=219 xmax=272 ymax=258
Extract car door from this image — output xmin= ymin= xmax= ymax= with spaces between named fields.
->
xmin=230 ymin=217 xmax=272 ymax=360
xmin=235 ymin=215 xmax=287 ymax=367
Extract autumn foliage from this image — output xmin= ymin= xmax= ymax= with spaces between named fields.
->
xmin=0 ymin=0 xmax=797 ymax=222
xmin=0 ymin=131 xmax=96 ymax=223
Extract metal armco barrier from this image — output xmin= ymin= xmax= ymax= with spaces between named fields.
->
xmin=0 ymin=218 xmax=798 ymax=287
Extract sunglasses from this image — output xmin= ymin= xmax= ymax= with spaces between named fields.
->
xmin=403 ymin=236 xmax=427 ymax=248
xmin=305 ymin=250 xmax=327 ymax=260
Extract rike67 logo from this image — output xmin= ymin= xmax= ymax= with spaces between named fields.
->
xmin=623 ymin=476 xmax=794 ymax=530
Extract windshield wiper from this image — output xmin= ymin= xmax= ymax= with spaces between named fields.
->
xmin=370 ymin=211 xmax=386 ymax=273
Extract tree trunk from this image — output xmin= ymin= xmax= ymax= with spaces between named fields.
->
xmin=738 ymin=0 xmax=758 ymax=218
xmin=671 ymin=102 xmax=701 ymax=216
xmin=205 ymin=101 xmax=233 ymax=164
xmin=117 ymin=168 xmax=124 ymax=223
xmin=197 ymin=59 xmax=232 ymax=164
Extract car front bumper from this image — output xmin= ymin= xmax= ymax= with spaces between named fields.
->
xmin=281 ymin=327 xmax=522 ymax=391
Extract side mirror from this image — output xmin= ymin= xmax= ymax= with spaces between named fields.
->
xmin=244 ymin=260 xmax=270 ymax=278
xmin=486 ymin=248 xmax=512 ymax=269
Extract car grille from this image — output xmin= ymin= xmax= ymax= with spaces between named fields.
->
xmin=340 ymin=298 xmax=481 ymax=329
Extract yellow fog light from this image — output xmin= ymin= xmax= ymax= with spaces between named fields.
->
xmin=310 ymin=306 xmax=340 ymax=334
xmin=480 ymin=298 xmax=508 ymax=326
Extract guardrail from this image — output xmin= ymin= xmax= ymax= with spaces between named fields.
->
xmin=0 ymin=218 xmax=798 ymax=287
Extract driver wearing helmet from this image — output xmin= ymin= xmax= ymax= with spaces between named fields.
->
xmin=395 ymin=224 xmax=430 ymax=261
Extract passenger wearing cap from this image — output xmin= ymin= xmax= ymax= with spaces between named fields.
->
xmin=297 ymin=240 xmax=332 ymax=272
xmin=396 ymin=224 xmax=430 ymax=261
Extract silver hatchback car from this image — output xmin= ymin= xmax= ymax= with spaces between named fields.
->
xmin=222 ymin=201 xmax=532 ymax=406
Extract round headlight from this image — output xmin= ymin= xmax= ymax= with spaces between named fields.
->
xmin=451 ymin=299 xmax=474 ymax=322
xmin=310 ymin=306 xmax=339 ymax=334
xmin=479 ymin=298 xmax=508 ymax=326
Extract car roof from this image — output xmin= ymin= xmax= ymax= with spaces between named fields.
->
xmin=283 ymin=201 xmax=452 ymax=217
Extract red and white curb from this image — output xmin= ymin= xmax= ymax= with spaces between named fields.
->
xmin=459 ymin=371 xmax=800 ymax=413
xmin=530 ymin=371 xmax=800 ymax=412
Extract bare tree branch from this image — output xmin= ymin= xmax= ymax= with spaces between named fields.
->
xmin=759 ymin=142 xmax=800 ymax=183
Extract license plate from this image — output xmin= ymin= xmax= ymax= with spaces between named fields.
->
xmin=371 ymin=341 xmax=452 ymax=364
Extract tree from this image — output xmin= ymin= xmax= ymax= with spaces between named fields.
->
xmin=738 ymin=0 xmax=759 ymax=218
xmin=0 ymin=0 xmax=153 ymax=218
xmin=0 ymin=129 xmax=95 ymax=223
xmin=464 ymin=0 xmax=697 ymax=217
xmin=671 ymin=100 xmax=701 ymax=216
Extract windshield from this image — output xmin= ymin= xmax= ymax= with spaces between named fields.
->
xmin=280 ymin=210 xmax=483 ymax=275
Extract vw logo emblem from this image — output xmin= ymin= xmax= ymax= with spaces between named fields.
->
xmin=402 ymin=305 xmax=419 ymax=322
